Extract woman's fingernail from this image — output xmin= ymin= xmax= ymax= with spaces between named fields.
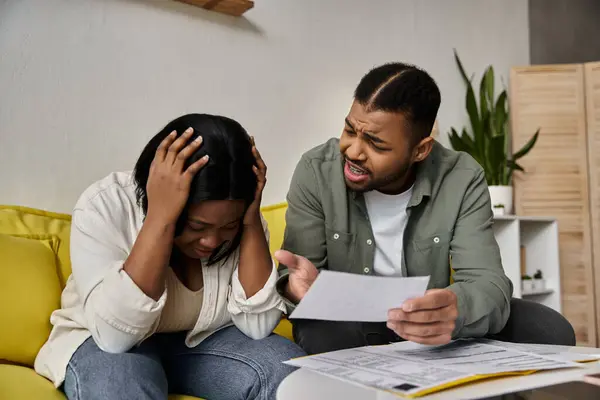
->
xmin=203 ymin=155 xmax=209 ymax=161
xmin=185 ymin=127 xmax=193 ymax=134
xmin=195 ymin=136 xmax=203 ymax=143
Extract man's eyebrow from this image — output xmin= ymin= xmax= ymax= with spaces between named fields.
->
xmin=345 ymin=118 xmax=388 ymax=146
xmin=363 ymin=132 xmax=387 ymax=145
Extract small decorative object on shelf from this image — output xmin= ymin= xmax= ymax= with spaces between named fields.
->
xmin=492 ymin=203 xmax=505 ymax=216
xmin=175 ymin=0 xmax=254 ymax=17
xmin=532 ymin=269 xmax=545 ymax=291
xmin=522 ymin=274 xmax=533 ymax=292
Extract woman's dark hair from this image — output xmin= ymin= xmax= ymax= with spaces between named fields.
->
xmin=133 ymin=113 xmax=257 ymax=265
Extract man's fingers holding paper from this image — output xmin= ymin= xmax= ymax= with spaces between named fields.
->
xmin=386 ymin=289 xmax=458 ymax=345
xmin=401 ymin=289 xmax=456 ymax=312
xmin=388 ymin=306 xmax=458 ymax=323
xmin=387 ymin=320 xmax=455 ymax=338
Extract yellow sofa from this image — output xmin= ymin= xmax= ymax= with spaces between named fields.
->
xmin=0 ymin=204 xmax=293 ymax=400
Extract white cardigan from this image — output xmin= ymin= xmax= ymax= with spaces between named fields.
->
xmin=34 ymin=172 xmax=285 ymax=387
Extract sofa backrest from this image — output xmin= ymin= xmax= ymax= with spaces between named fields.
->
xmin=0 ymin=203 xmax=290 ymax=288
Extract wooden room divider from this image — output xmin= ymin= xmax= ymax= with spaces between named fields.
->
xmin=510 ymin=61 xmax=600 ymax=346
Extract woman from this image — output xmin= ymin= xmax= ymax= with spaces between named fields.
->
xmin=34 ymin=114 xmax=306 ymax=399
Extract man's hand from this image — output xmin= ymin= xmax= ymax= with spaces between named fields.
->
xmin=387 ymin=289 xmax=458 ymax=345
xmin=274 ymin=250 xmax=319 ymax=303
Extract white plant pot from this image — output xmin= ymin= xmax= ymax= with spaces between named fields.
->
xmin=522 ymin=280 xmax=533 ymax=293
xmin=489 ymin=185 xmax=513 ymax=216
xmin=532 ymin=279 xmax=546 ymax=291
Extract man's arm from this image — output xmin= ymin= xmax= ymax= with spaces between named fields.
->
xmin=448 ymin=169 xmax=513 ymax=337
xmin=276 ymin=156 xmax=327 ymax=311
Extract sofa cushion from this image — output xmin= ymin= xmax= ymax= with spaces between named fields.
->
xmin=0 ymin=364 xmax=66 ymax=400
xmin=0 ymin=234 xmax=62 ymax=366
xmin=0 ymin=206 xmax=72 ymax=287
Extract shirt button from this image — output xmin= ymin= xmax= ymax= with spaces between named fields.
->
xmin=363 ymin=267 xmax=370 ymax=274
xmin=433 ymin=237 xmax=440 ymax=244
xmin=367 ymin=239 xmax=373 ymax=245
xmin=333 ymin=233 xmax=340 ymax=240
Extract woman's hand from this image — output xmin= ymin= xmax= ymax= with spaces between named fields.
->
xmin=243 ymin=136 xmax=267 ymax=226
xmin=146 ymin=127 xmax=209 ymax=224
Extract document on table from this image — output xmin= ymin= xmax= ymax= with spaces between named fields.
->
xmin=288 ymin=270 xmax=430 ymax=322
xmin=478 ymin=339 xmax=600 ymax=363
xmin=284 ymin=339 xmax=594 ymax=398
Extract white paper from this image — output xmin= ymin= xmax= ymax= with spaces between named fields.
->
xmin=288 ymin=270 xmax=430 ymax=322
xmin=478 ymin=339 xmax=600 ymax=363
xmin=285 ymin=339 xmax=585 ymax=397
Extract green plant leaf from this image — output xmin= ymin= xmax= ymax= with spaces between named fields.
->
xmin=480 ymin=68 xmax=490 ymax=125
xmin=454 ymin=49 xmax=471 ymax=85
xmin=513 ymin=129 xmax=540 ymax=160
xmin=459 ymin=128 xmax=476 ymax=152
xmin=506 ymin=159 xmax=525 ymax=172
xmin=454 ymin=50 xmax=482 ymax=146
xmin=466 ymin=85 xmax=482 ymax=143
xmin=449 ymin=128 xmax=473 ymax=154
xmin=482 ymin=133 xmax=504 ymax=185
xmin=494 ymin=91 xmax=508 ymax=137
xmin=449 ymin=128 xmax=465 ymax=150
xmin=486 ymin=66 xmax=495 ymax=106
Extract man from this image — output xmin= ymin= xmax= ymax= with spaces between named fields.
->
xmin=274 ymin=62 xmax=573 ymax=355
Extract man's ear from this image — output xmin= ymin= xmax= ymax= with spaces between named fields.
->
xmin=412 ymin=136 xmax=434 ymax=162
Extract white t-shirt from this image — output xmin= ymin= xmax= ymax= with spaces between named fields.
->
xmin=364 ymin=186 xmax=413 ymax=276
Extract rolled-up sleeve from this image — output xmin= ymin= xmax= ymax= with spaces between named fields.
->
xmin=71 ymin=205 xmax=165 ymax=353
xmin=448 ymin=170 xmax=513 ymax=338
xmin=227 ymin=218 xmax=285 ymax=339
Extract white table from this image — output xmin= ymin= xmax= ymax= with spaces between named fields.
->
xmin=277 ymin=346 xmax=600 ymax=400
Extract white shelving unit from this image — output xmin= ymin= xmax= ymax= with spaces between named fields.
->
xmin=492 ymin=215 xmax=561 ymax=312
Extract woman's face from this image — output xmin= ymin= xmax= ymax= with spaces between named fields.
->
xmin=174 ymin=200 xmax=246 ymax=260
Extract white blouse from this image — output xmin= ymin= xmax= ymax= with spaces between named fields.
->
xmin=34 ymin=171 xmax=285 ymax=387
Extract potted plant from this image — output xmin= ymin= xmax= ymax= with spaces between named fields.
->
xmin=448 ymin=50 xmax=540 ymax=216
xmin=521 ymin=274 xmax=533 ymax=293
xmin=532 ymin=269 xmax=545 ymax=291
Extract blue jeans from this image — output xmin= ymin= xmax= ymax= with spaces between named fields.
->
xmin=63 ymin=326 xmax=306 ymax=400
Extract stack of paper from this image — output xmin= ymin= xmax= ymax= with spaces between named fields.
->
xmin=284 ymin=271 xmax=600 ymax=397
xmin=285 ymin=340 xmax=600 ymax=398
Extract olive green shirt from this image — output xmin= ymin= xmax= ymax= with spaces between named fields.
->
xmin=277 ymin=138 xmax=513 ymax=338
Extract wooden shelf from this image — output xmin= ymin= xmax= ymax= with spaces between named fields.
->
xmin=522 ymin=288 xmax=554 ymax=296
xmin=492 ymin=216 xmax=561 ymax=313
xmin=175 ymin=0 xmax=254 ymax=17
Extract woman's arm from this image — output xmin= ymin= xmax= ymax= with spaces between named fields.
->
xmin=227 ymin=139 xmax=285 ymax=339
xmin=235 ymin=138 xmax=274 ymax=297
xmin=228 ymin=217 xmax=285 ymax=339
xmin=236 ymin=217 xmax=273 ymax=297
xmin=72 ymin=128 xmax=209 ymax=353
xmin=71 ymin=202 xmax=169 ymax=354
xmin=122 ymin=215 xmax=175 ymax=300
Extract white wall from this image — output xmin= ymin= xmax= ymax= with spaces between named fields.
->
xmin=0 ymin=0 xmax=529 ymax=213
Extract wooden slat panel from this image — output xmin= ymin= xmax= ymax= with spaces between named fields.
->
xmin=585 ymin=61 xmax=600 ymax=346
xmin=510 ymin=64 xmax=596 ymax=346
